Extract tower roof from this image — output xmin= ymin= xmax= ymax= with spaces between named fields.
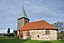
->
xmin=19 ymin=5 xmax=28 ymax=18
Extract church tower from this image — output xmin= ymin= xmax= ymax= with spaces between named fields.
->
xmin=17 ymin=6 xmax=29 ymax=29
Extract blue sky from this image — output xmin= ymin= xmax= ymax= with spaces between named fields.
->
xmin=0 ymin=0 xmax=64 ymax=33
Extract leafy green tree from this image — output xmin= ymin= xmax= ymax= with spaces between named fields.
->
xmin=7 ymin=28 xmax=10 ymax=34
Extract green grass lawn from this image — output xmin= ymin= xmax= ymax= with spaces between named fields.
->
xmin=0 ymin=39 xmax=64 ymax=43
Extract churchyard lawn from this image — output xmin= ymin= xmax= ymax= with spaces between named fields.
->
xmin=0 ymin=39 xmax=64 ymax=43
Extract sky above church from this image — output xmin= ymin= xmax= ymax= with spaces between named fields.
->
xmin=0 ymin=0 xmax=64 ymax=33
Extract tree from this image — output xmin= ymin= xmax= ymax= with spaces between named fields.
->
xmin=13 ymin=30 xmax=17 ymax=37
xmin=53 ymin=22 xmax=63 ymax=28
xmin=53 ymin=21 xmax=63 ymax=32
xmin=7 ymin=28 xmax=10 ymax=34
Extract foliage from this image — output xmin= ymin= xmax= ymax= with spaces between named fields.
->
xmin=8 ymin=33 xmax=14 ymax=37
xmin=7 ymin=28 xmax=10 ymax=34
xmin=13 ymin=30 xmax=17 ymax=37
xmin=13 ymin=30 xmax=17 ymax=34
xmin=57 ymin=31 xmax=64 ymax=40
xmin=4 ymin=33 xmax=14 ymax=37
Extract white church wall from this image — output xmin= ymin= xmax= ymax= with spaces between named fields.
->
xmin=29 ymin=29 xmax=57 ymax=40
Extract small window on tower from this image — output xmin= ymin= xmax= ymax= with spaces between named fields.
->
xmin=26 ymin=20 xmax=28 ymax=23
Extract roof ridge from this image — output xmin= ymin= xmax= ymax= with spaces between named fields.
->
xmin=25 ymin=20 xmax=44 ymax=24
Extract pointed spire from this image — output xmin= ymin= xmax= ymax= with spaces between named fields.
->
xmin=19 ymin=5 xmax=28 ymax=18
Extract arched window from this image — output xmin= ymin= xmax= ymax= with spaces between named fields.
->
xmin=26 ymin=31 xmax=30 ymax=36
xmin=37 ymin=35 xmax=39 ymax=38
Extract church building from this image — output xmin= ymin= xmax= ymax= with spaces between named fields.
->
xmin=17 ymin=6 xmax=57 ymax=40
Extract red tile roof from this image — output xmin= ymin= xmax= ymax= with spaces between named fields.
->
xmin=19 ymin=20 xmax=57 ymax=31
